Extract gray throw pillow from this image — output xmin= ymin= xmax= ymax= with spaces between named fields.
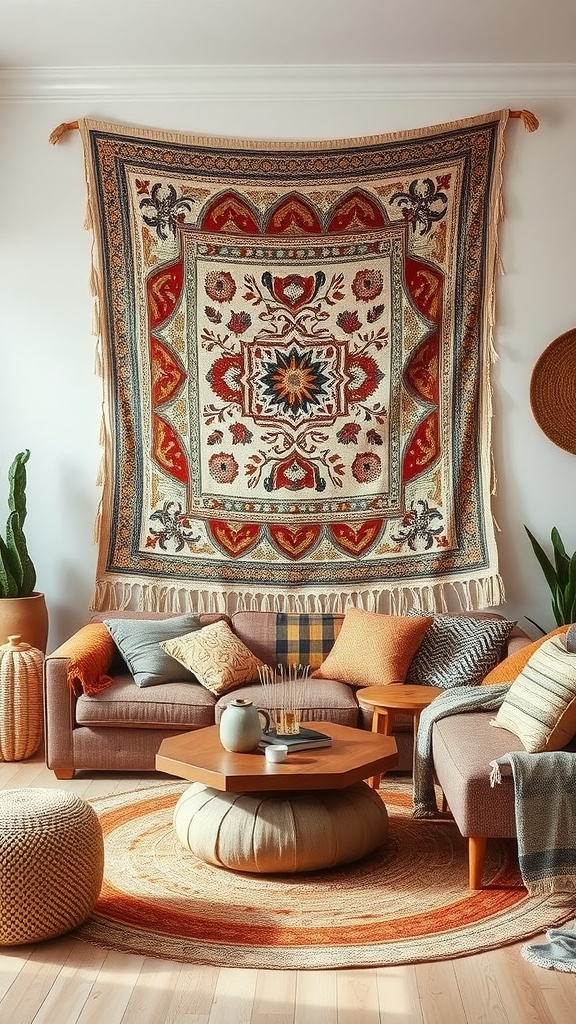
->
xmin=566 ymin=622 xmax=576 ymax=653
xmin=103 ymin=614 xmax=202 ymax=687
xmin=406 ymin=614 xmax=517 ymax=688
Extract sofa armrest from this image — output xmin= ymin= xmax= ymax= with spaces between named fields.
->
xmin=43 ymin=623 xmax=116 ymax=778
xmin=43 ymin=648 xmax=79 ymax=778
xmin=506 ymin=624 xmax=532 ymax=657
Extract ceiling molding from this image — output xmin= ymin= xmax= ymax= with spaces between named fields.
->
xmin=2 ymin=63 xmax=576 ymax=102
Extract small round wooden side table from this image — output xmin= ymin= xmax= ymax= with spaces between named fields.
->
xmin=357 ymin=684 xmax=444 ymax=788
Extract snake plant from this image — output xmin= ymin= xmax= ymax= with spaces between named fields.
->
xmin=524 ymin=525 xmax=576 ymax=632
xmin=0 ymin=450 xmax=37 ymax=598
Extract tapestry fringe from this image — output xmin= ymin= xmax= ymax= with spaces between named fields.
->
xmin=94 ymin=337 xmax=103 ymax=377
xmin=90 ymin=574 xmax=506 ymax=616
xmin=485 ymin=112 xmax=507 ymax=366
xmin=92 ymin=499 xmax=102 ymax=545
xmin=95 ymin=451 xmax=105 ymax=488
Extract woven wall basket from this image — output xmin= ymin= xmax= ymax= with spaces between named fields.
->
xmin=530 ymin=328 xmax=576 ymax=454
xmin=0 ymin=635 xmax=43 ymax=761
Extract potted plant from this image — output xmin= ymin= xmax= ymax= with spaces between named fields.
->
xmin=0 ymin=451 xmax=48 ymax=651
xmin=524 ymin=525 xmax=576 ymax=634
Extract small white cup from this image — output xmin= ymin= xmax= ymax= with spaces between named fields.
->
xmin=264 ymin=744 xmax=289 ymax=763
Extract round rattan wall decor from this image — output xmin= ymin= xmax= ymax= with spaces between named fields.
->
xmin=530 ymin=328 xmax=576 ymax=454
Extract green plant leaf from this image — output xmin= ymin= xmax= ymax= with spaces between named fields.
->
xmin=525 ymin=524 xmax=576 ymax=627
xmin=0 ymin=535 xmax=18 ymax=598
xmin=5 ymin=511 xmax=35 ymax=596
xmin=1 ymin=451 xmax=36 ymax=597
xmin=551 ymin=528 xmax=570 ymax=588
xmin=551 ymin=588 xmax=564 ymax=626
xmin=524 ymin=525 xmax=558 ymax=595
xmin=565 ymin=553 xmax=576 ymax=623
xmin=551 ymin=526 xmax=567 ymax=558
xmin=523 ymin=616 xmax=547 ymax=636
xmin=7 ymin=449 xmax=30 ymax=524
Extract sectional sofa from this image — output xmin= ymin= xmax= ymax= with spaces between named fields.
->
xmin=43 ymin=608 xmax=530 ymax=780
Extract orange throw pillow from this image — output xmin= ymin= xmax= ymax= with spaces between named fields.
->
xmin=482 ymin=624 xmax=569 ymax=685
xmin=311 ymin=608 xmax=433 ymax=687
xmin=55 ymin=623 xmax=116 ymax=696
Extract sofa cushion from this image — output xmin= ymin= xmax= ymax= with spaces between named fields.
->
xmin=491 ymin=633 xmax=576 ymax=752
xmin=406 ymin=614 xmax=517 ymax=688
xmin=432 ymin=711 xmax=520 ymax=837
xmin=482 ymin=625 xmax=569 ymax=685
xmin=215 ymin=677 xmax=361 ymax=728
xmin=103 ymin=614 xmax=202 ymax=687
xmin=160 ymin=619 xmax=263 ymax=696
xmin=311 ymin=608 xmax=433 ymax=687
xmin=75 ymin=675 xmax=217 ymax=728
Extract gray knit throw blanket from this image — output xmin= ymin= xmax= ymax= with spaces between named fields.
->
xmin=412 ymin=684 xmax=510 ymax=818
xmin=491 ymin=750 xmax=576 ymax=897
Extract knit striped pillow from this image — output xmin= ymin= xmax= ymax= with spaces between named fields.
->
xmin=491 ymin=633 xmax=576 ymax=752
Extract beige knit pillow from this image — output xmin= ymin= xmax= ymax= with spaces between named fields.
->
xmin=491 ymin=633 xmax=576 ymax=752
xmin=160 ymin=620 xmax=263 ymax=696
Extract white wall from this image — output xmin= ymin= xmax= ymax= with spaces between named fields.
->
xmin=2 ymin=66 xmax=575 ymax=649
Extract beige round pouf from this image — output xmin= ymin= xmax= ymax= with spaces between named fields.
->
xmin=0 ymin=789 xmax=104 ymax=945
xmin=173 ymin=781 xmax=388 ymax=873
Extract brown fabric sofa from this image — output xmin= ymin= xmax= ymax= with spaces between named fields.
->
xmin=43 ymin=608 xmax=530 ymax=780
xmin=432 ymin=708 xmax=576 ymax=889
xmin=432 ymin=711 xmax=524 ymax=889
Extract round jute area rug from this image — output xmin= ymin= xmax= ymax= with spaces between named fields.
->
xmin=74 ymin=781 xmax=572 ymax=969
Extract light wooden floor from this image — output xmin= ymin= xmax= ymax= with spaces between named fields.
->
xmin=1 ymin=751 xmax=574 ymax=1024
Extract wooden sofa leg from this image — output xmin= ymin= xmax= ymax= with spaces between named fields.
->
xmin=53 ymin=769 xmax=75 ymax=780
xmin=468 ymin=836 xmax=487 ymax=889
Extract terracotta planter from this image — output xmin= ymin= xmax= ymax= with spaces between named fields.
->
xmin=0 ymin=593 xmax=49 ymax=653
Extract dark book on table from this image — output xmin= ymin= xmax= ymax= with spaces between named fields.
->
xmin=259 ymin=726 xmax=332 ymax=751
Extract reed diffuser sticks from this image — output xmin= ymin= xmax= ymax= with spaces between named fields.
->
xmin=257 ymin=664 xmax=310 ymax=735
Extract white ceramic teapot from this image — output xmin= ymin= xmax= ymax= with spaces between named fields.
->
xmin=219 ymin=698 xmax=271 ymax=753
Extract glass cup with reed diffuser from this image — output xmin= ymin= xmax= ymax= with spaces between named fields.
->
xmin=257 ymin=663 xmax=310 ymax=736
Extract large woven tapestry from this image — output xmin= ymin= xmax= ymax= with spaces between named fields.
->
xmin=70 ymin=111 xmax=516 ymax=614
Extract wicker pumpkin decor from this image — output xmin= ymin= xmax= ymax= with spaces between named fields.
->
xmin=0 ymin=634 xmax=43 ymax=761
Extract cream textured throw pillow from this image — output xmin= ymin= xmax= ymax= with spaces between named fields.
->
xmin=491 ymin=633 xmax=576 ymax=752
xmin=160 ymin=620 xmax=263 ymax=696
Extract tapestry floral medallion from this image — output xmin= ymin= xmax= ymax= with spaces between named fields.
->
xmin=76 ymin=111 xmax=510 ymax=613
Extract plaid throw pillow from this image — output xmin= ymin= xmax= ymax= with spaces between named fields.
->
xmin=275 ymin=614 xmax=343 ymax=671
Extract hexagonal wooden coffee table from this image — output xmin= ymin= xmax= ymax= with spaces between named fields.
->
xmin=156 ymin=722 xmax=399 ymax=872
xmin=157 ymin=721 xmax=398 ymax=791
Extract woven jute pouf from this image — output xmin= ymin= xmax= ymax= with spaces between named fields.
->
xmin=173 ymin=781 xmax=389 ymax=873
xmin=0 ymin=789 xmax=104 ymax=945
